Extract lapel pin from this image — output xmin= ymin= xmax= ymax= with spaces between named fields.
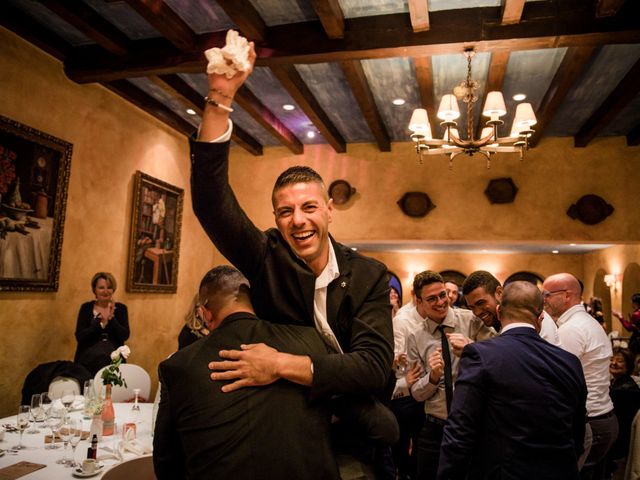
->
xmin=340 ymin=281 xmax=347 ymax=288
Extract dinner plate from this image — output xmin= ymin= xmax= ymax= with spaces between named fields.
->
xmin=71 ymin=464 xmax=104 ymax=478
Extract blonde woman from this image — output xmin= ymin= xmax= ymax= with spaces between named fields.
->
xmin=178 ymin=294 xmax=210 ymax=349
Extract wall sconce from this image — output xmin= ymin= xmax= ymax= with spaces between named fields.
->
xmin=604 ymin=273 xmax=622 ymax=292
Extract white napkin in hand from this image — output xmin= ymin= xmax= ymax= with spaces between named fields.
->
xmin=205 ymin=30 xmax=250 ymax=78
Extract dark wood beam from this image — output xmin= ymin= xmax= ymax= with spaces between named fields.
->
xmin=529 ymin=46 xmax=596 ymax=147
xmin=271 ymin=65 xmax=346 ymax=153
xmin=0 ymin=3 xmax=72 ymax=61
xmin=574 ymin=57 xmax=640 ymax=147
xmin=595 ymin=0 xmax=626 ymax=18
xmin=475 ymin=50 xmax=510 ymax=140
xmin=234 ymin=86 xmax=304 ymax=154
xmin=310 ymin=0 xmax=345 ymax=39
xmin=413 ymin=56 xmax=438 ymax=130
xmin=42 ymin=0 xmax=130 ymax=55
xmin=627 ymin=124 xmax=640 ymax=146
xmin=103 ymin=79 xmax=196 ymax=136
xmin=215 ymin=0 xmax=267 ymax=43
xmin=340 ymin=60 xmax=390 ymax=151
xmin=122 ymin=0 xmax=197 ymax=51
xmin=408 ymin=0 xmax=430 ymax=32
xmin=64 ymin=4 xmax=640 ymax=83
xmin=501 ymin=0 xmax=526 ymax=25
xmin=150 ymin=75 xmax=263 ymax=155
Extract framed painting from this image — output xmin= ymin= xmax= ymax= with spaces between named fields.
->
xmin=0 ymin=115 xmax=72 ymax=292
xmin=127 ymin=171 xmax=183 ymax=293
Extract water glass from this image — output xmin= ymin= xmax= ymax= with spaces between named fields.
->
xmin=13 ymin=405 xmax=30 ymax=449
xmin=45 ymin=407 xmax=62 ymax=450
xmin=68 ymin=419 xmax=83 ymax=468
xmin=27 ymin=394 xmax=42 ymax=434
xmin=56 ymin=418 xmax=71 ymax=464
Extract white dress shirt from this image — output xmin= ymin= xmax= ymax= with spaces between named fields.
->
xmin=392 ymin=305 xmax=425 ymax=399
xmin=540 ymin=311 xmax=562 ymax=346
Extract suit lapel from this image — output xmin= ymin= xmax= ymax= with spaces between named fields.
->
xmin=326 ymin=238 xmax=351 ymax=335
xmin=295 ymin=263 xmax=316 ymax=323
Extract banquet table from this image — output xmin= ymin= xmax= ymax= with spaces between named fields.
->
xmin=0 ymin=403 xmax=154 ymax=479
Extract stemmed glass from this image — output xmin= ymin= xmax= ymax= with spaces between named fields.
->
xmin=44 ymin=407 xmax=62 ymax=450
xmin=131 ymin=388 xmax=141 ymax=423
xmin=83 ymin=380 xmax=95 ymax=419
xmin=61 ymin=388 xmax=75 ymax=417
xmin=26 ymin=394 xmax=42 ymax=434
xmin=56 ymin=418 xmax=71 ymax=464
xmin=12 ymin=405 xmax=30 ymax=450
xmin=67 ymin=419 xmax=83 ymax=468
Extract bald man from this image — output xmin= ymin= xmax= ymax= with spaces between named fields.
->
xmin=438 ymin=281 xmax=587 ymax=480
xmin=542 ymin=273 xmax=618 ymax=480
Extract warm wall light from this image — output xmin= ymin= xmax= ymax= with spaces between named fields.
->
xmin=604 ymin=273 xmax=622 ymax=291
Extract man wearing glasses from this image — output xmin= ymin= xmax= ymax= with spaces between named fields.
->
xmin=405 ymin=271 xmax=495 ymax=480
xmin=542 ymin=273 xmax=618 ymax=480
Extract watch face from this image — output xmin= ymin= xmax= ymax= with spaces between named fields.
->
xmin=37 ymin=157 xmax=46 ymax=168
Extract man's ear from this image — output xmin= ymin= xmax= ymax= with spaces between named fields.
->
xmin=495 ymin=285 xmax=503 ymax=303
xmin=327 ymin=198 xmax=334 ymax=223
xmin=496 ymin=304 xmax=503 ymax=322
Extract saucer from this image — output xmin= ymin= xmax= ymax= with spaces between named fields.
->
xmin=72 ymin=464 xmax=104 ymax=478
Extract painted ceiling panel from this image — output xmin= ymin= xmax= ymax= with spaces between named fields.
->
xmin=248 ymin=0 xmax=317 ymax=26
xmin=178 ymin=73 xmax=279 ymax=146
xmin=339 ymin=0 xmax=406 ymax=18
xmin=361 ymin=58 xmax=422 ymax=141
xmin=127 ymin=77 xmax=199 ymax=127
xmin=547 ymin=44 xmax=640 ymax=136
xmin=295 ymin=63 xmax=373 ymax=143
xmin=163 ymin=0 xmax=235 ymax=34
xmin=499 ymin=48 xmax=567 ymax=137
xmin=602 ymin=92 xmax=640 ymax=136
xmin=428 ymin=0 xmax=500 ymax=12
xmin=7 ymin=0 xmax=95 ymax=46
xmin=83 ymin=0 xmax=161 ymax=40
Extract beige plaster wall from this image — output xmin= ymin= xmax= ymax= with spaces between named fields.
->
xmin=0 ymin=28 xmax=222 ymax=416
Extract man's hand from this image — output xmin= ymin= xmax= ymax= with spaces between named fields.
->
xmin=206 ymin=42 xmax=256 ymax=102
xmin=427 ymin=348 xmax=444 ymax=384
xmin=405 ymin=361 xmax=424 ymax=387
xmin=447 ymin=333 xmax=472 ymax=357
xmin=209 ymin=343 xmax=280 ymax=393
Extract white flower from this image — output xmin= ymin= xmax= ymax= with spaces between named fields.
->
xmin=110 ymin=345 xmax=131 ymax=361
xmin=204 ymin=30 xmax=250 ymax=78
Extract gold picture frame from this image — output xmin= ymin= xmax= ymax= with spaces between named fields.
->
xmin=127 ymin=171 xmax=183 ymax=293
xmin=0 ymin=115 xmax=72 ymax=292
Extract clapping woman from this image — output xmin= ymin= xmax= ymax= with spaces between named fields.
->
xmin=74 ymin=272 xmax=130 ymax=376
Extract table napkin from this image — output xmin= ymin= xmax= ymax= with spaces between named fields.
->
xmin=44 ymin=430 xmax=90 ymax=443
xmin=0 ymin=461 xmax=46 ymax=480
xmin=204 ymin=30 xmax=250 ymax=78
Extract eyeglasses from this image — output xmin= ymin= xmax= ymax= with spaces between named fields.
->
xmin=542 ymin=289 xmax=567 ymax=299
xmin=421 ymin=290 xmax=448 ymax=305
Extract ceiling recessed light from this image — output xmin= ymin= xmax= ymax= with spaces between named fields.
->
xmin=552 ymin=250 xmax=559 ymax=254
xmin=512 ymin=93 xmax=526 ymax=101
xmin=569 ymin=243 xmax=577 ymax=246
xmin=306 ymin=131 xmax=316 ymax=139
xmin=282 ymin=104 xmax=295 ymax=111
xmin=392 ymin=98 xmax=406 ymax=106
xmin=186 ymin=108 xmax=196 ymax=115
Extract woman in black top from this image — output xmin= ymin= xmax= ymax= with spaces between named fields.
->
xmin=74 ymin=272 xmax=129 ymax=376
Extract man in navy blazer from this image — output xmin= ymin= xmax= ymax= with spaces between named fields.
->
xmin=437 ymin=281 xmax=587 ymax=480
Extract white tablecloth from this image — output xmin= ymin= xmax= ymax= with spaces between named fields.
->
xmin=0 ymin=403 xmax=154 ymax=479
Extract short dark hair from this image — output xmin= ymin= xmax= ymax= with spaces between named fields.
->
xmin=500 ymin=281 xmax=543 ymax=323
xmin=199 ymin=265 xmax=250 ymax=313
xmin=612 ymin=347 xmax=635 ymax=376
xmin=462 ymin=270 xmax=500 ymax=296
xmin=632 ymin=293 xmax=640 ymax=306
xmin=91 ymin=272 xmax=117 ymax=293
xmin=413 ymin=271 xmax=444 ymax=296
xmin=271 ymin=166 xmax=326 ymax=205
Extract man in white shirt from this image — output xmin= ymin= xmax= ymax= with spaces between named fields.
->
xmin=543 ymin=273 xmax=618 ymax=480
xmin=462 ymin=270 xmax=561 ymax=346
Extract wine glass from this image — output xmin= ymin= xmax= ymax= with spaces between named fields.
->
xmin=131 ymin=388 xmax=141 ymax=423
xmin=61 ymin=388 xmax=75 ymax=416
xmin=83 ymin=380 xmax=95 ymax=419
xmin=44 ymin=407 xmax=62 ymax=450
xmin=12 ymin=405 xmax=30 ymax=450
xmin=26 ymin=394 xmax=42 ymax=434
xmin=67 ymin=419 xmax=83 ymax=468
xmin=56 ymin=418 xmax=71 ymax=464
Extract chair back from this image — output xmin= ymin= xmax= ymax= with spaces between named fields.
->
xmin=94 ymin=364 xmax=151 ymax=402
xmin=48 ymin=376 xmax=80 ymax=398
xmin=102 ymin=455 xmax=156 ymax=480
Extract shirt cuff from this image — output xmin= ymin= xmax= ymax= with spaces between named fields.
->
xmin=198 ymin=119 xmax=233 ymax=143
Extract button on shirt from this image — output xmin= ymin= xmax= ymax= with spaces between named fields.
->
xmin=392 ymin=305 xmax=426 ymax=399
xmin=557 ymin=304 xmax=614 ymax=417
xmin=406 ymin=307 xmax=495 ymax=420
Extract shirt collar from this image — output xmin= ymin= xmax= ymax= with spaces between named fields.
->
xmin=315 ymin=242 xmax=340 ymax=289
xmin=501 ymin=322 xmax=535 ymax=333
xmin=426 ymin=307 xmax=455 ymax=334
xmin=556 ymin=303 xmax=587 ymax=326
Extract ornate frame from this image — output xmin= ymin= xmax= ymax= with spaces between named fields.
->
xmin=0 ymin=115 xmax=72 ymax=292
xmin=126 ymin=171 xmax=183 ymax=293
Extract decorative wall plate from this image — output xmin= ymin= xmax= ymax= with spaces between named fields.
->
xmin=567 ymin=194 xmax=614 ymax=225
xmin=397 ymin=192 xmax=435 ymax=218
xmin=328 ymin=180 xmax=356 ymax=205
xmin=484 ymin=177 xmax=518 ymax=204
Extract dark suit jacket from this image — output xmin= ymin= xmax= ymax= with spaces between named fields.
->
xmin=437 ymin=326 xmax=587 ymax=480
xmin=153 ymin=312 xmax=340 ymax=480
xmin=190 ymin=139 xmax=393 ymax=399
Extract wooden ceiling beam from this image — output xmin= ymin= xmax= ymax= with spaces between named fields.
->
xmin=413 ymin=56 xmax=438 ymax=130
xmin=43 ymin=0 xmax=130 ymax=55
xmin=626 ymin=123 xmax=640 ymax=146
xmin=408 ymin=0 xmax=430 ymax=32
xmin=529 ymin=46 xmax=596 ymax=147
xmin=234 ymin=86 xmax=304 ymax=154
xmin=475 ymin=50 xmax=510 ymax=140
xmin=150 ymin=75 xmax=263 ymax=155
xmin=340 ymin=60 xmax=390 ymax=152
xmin=64 ymin=4 xmax=640 ymax=83
xmin=215 ymin=0 xmax=267 ymax=43
xmin=501 ymin=0 xmax=526 ymax=25
xmin=310 ymin=0 xmax=345 ymax=39
xmin=122 ymin=0 xmax=196 ymax=52
xmin=271 ymin=65 xmax=346 ymax=153
xmin=595 ymin=0 xmax=626 ymax=18
xmin=574 ymin=57 xmax=640 ymax=147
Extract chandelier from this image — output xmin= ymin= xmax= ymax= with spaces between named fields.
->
xmin=408 ymin=48 xmax=537 ymax=169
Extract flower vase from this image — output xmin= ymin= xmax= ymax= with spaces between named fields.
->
xmin=101 ymin=384 xmax=115 ymax=436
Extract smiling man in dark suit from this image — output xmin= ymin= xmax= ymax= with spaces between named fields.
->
xmin=437 ymin=281 xmax=587 ymax=480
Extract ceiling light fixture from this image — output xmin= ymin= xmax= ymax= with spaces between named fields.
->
xmin=186 ymin=108 xmax=196 ymax=115
xmin=392 ymin=98 xmax=406 ymax=106
xmin=512 ymin=93 xmax=527 ymax=101
xmin=408 ymin=48 xmax=537 ymax=169
xmin=282 ymin=104 xmax=295 ymax=111
xmin=306 ymin=131 xmax=316 ymax=139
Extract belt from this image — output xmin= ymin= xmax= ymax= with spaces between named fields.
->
xmin=587 ymin=410 xmax=615 ymax=422
xmin=425 ymin=414 xmax=446 ymax=426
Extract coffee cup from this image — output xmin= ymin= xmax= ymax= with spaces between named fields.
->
xmin=82 ymin=459 xmax=97 ymax=473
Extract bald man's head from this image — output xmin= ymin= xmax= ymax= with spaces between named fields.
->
xmin=541 ymin=273 xmax=581 ymax=320
xmin=498 ymin=281 xmax=544 ymax=328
